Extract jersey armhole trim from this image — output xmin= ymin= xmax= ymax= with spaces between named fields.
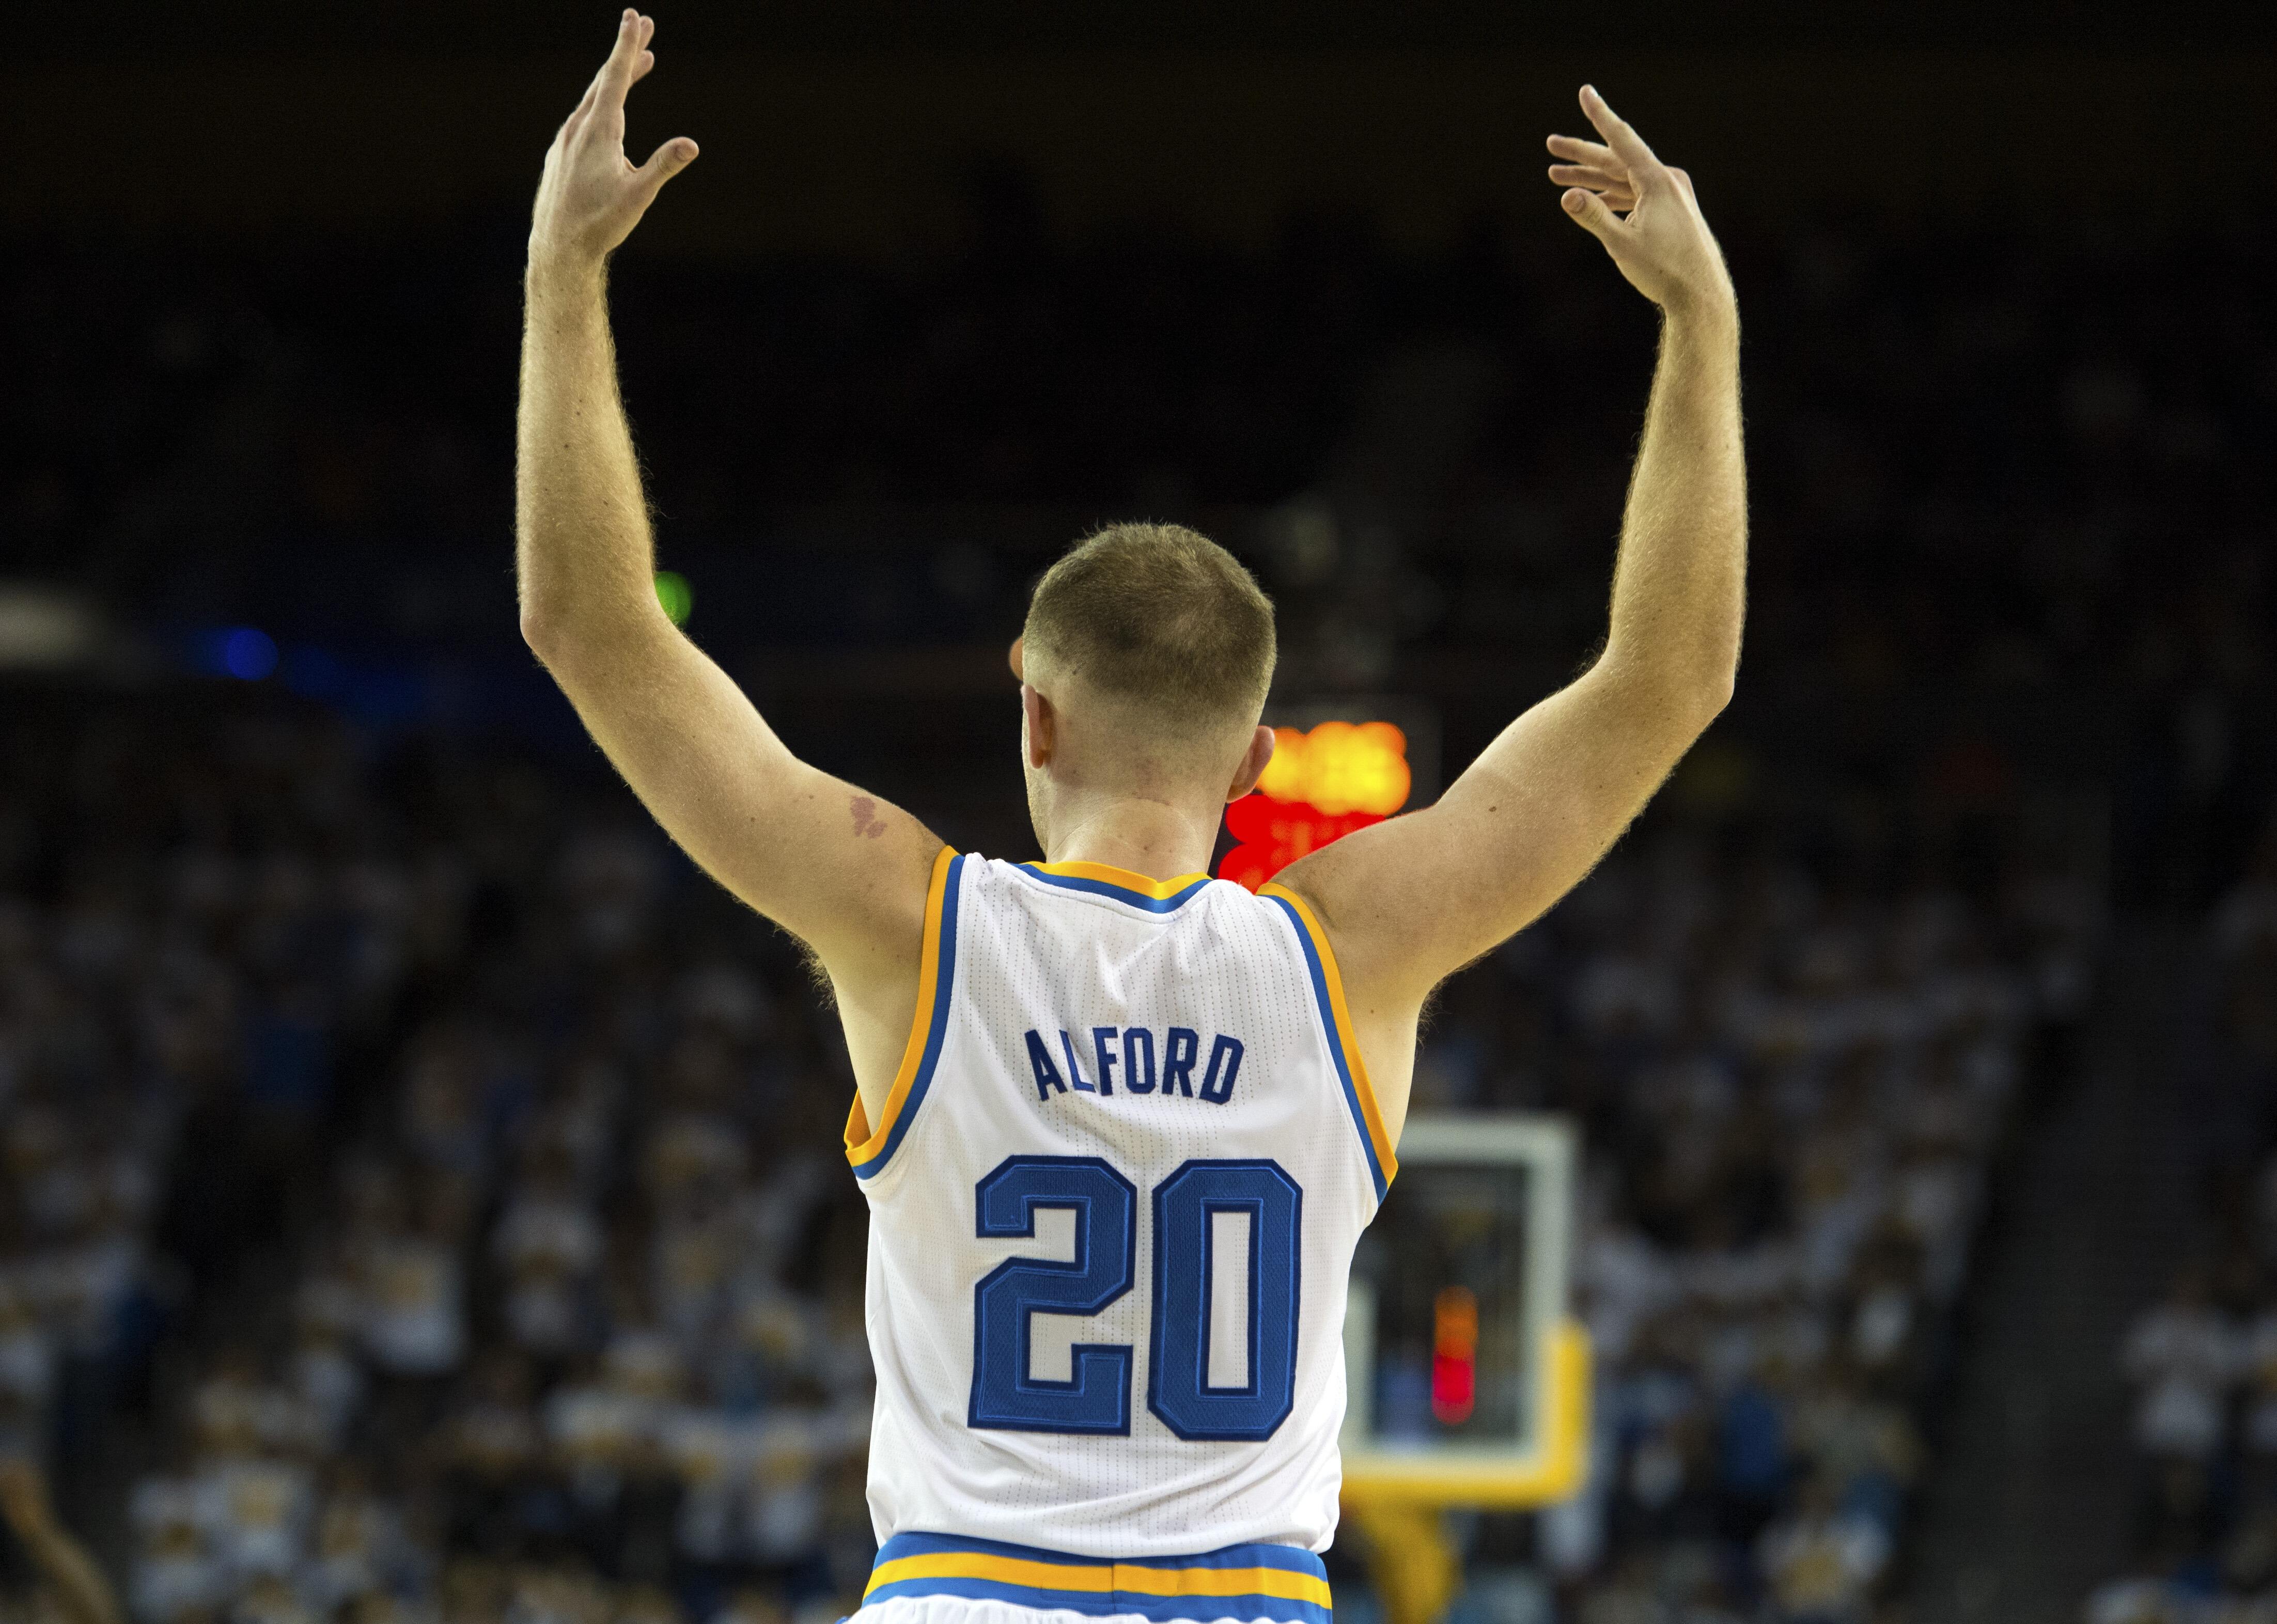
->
xmin=1260 ymin=882 xmax=1397 ymax=1200
xmin=845 ymin=847 xmax=963 ymax=1180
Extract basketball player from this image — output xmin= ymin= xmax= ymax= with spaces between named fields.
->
xmin=518 ymin=14 xmax=1741 ymax=1622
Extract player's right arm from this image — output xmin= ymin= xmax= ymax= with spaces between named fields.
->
xmin=1274 ymin=87 xmax=1744 ymax=1139
xmin=516 ymin=13 xmax=942 ymax=1109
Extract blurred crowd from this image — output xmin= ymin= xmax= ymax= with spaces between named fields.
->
xmin=0 ymin=682 xmax=2107 ymax=1624
xmin=0 ymin=695 xmax=874 ymax=1624
xmin=2087 ymin=833 xmax=2277 ymax=1624
xmin=0 ymin=783 xmax=173 ymax=1470
xmin=1406 ymin=805 xmax=2100 ymax=1624
xmin=3 ymin=166 xmax=2272 ymax=1624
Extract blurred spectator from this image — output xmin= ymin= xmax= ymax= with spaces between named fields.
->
xmin=1531 ymin=813 xmax=2096 ymax=1621
xmin=2124 ymin=1272 xmax=2237 ymax=1465
xmin=2091 ymin=820 xmax=2277 ymax=1618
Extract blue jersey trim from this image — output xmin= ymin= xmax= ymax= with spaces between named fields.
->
xmin=874 ymin=1533 xmax=1328 ymax=1574
xmin=1016 ymin=863 xmax=1213 ymax=914
xmin=866 ymin=1533 xmax=1331 ymax=1624
xmin=861 ymin=1574 xmax=1329 ymax=1624
xmin=852 ymin=853 xmax=964 ymax=1181
xmin=1265 ymin=893 xmax=1390 ymax=1203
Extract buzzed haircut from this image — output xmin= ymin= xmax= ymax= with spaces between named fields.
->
xmin=1023 ymin=523 xmax=1276 ymax=736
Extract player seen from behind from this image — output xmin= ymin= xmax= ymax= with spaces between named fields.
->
xmin=515 ymin=13 xmax=1744 ymax=1623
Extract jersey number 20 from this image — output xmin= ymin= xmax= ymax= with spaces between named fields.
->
xmin=968 ymin=1155 xmax=1302 ymax=1441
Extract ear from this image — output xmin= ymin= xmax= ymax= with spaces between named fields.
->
xmin=1022 ymin=683 xmax=1054 ymax=771
xmin=1008 ymin=635 xmax=1025 ymax=682
xmin=1226 ymin=725 xmax=1276 ymax=803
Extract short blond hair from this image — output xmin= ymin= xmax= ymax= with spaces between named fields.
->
xmin=1023 ymin=523 xmax=1276 ymax=736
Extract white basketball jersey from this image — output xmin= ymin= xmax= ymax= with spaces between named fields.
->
xmin=844 ymin=850 xmax=1399 ymax=1564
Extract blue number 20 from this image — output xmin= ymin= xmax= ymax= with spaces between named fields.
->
xmin=969 ymin=1158 xmax=1137 ymax=1434
xmin=968 ymin=1155 xmax=1302 ymax=1441
xmin=1149 ymin=1160 xmax=1303 ymax=1440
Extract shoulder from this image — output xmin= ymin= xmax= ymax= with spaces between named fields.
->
xmin=1267 ymin=821 xmax=1448 ymax=1012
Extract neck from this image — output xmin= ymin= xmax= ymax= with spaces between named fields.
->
xmin=1044 ymin=791 xmax=1220 ymax=881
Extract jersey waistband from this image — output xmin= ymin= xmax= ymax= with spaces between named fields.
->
xmin=861 ymin=1532 xmax=1332 ymax=1624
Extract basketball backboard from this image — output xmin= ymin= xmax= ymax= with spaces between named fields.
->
xmin=1340 ymin=1112 xmax=1590 ymax=1508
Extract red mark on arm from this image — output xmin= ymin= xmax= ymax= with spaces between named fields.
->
xmin=849 ymin=797 xmax=887 ymax=838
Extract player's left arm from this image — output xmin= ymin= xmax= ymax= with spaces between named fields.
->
xmin=1275 ymin=88 xmax=1743 ymax=1129
xmin=517 ymin=13 xmax=943 ymax=1122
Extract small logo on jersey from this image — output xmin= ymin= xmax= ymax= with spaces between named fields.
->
xmin=1021 ymin=1026 xmax=1244 ymax=1105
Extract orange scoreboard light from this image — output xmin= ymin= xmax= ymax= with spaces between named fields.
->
xmin=1430 ymin=1285 xmax=1479 ymax=1425
xmin=1218 ymin=717 xmax=1415 ymax=891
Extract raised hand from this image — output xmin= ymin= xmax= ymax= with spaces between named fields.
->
xmin=528 ymin=11 xmax=698 ymax=279
xmin=1546 ymin=86 xmax=1733 ymax=319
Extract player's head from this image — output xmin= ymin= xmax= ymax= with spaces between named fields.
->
xmin=1013 ymin=523 xmax=1277 ymax=849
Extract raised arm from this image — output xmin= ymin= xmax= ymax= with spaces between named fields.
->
xmin=1275 ymin=87 xmax=1744 ymax=1132
xmin=517 ymin=13 xmax=941 ymax=1114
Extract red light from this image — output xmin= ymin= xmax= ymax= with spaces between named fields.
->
xmin=1218 ymin=722 xmax=1412 ymax=891
xmin=1431 ymin=1286 xmax=1477 ymax=1426
xmin=1218 ymin=793 xmax=1386 ymax=891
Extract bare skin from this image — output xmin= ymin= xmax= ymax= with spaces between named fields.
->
xmin=517 ymin=19 xmax=1743 ymax=1143
xmin=517 ymin=12 xmax=939 ymax=1112
xmin=1282 ymin=90 xmax=1745 ymax=1134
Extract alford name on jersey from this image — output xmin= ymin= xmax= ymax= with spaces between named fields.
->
xmin=1021 ymin=1025 xmax=1246 ymax=1105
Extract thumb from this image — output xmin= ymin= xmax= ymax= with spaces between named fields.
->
xmin=1561 ymin=187 xmax=1624 ymax=243
xmin=635 ymin=137 xmax=699 ymax=194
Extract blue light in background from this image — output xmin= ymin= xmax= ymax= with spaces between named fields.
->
xmin=168 ymin=627 xmax=578 ymax=747
xmin=223 ymin=627 xmax=278 ymax=680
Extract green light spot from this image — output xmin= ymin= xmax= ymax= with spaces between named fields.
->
xmin=654 ymin=570 xmax=693 ymax=626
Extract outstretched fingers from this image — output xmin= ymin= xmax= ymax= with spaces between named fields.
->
xmin=1545 ymin=133 xmax=1635 ymax=207
xmin=562 ymin=13 xmax=648 ymax=136
xmin=1548 ymin=163 xmax=1631 ymax=195
xmin=530 ymin=10 xmax=694 ymax=267
xmin=1578 ymin=86 xmax=1663 ymax=184
xmin=1546 ymin=133 xmax=1620 ymax=173
xmin=596 ymin=11 xmax=653 ymax=115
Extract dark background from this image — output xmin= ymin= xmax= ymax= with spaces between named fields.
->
xmin=1 ymin=9 xmax=2274 ymax=1624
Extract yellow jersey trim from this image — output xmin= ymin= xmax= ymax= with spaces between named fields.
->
xmin=864 ymin=1555 xmax=1334 ymax=1609
xmin=1260 ymin=881 xmax=1398 ymax=1186
xmin=1025 ymin=859 xmax=1214 ymax=898
xmin=844 ymin=845 xmax=958 ymax=1169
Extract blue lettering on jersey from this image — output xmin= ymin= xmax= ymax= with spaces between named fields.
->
xmin=1023 ymin=1026 xmax=1242 ymax=1106
xmin=1198 ymin=1035 xmax=1245 ymax=1104
xmin=1122 ymin=1027 xmax=1156 ymax=1094
xmin=1060 ymin=1030 xmax=1096 ymax=1092
xmin=1024 ymin=1030 xmax=1068 ymax=1099
xmin=1163 ymin=1027 xmax=1200 ymax=1097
